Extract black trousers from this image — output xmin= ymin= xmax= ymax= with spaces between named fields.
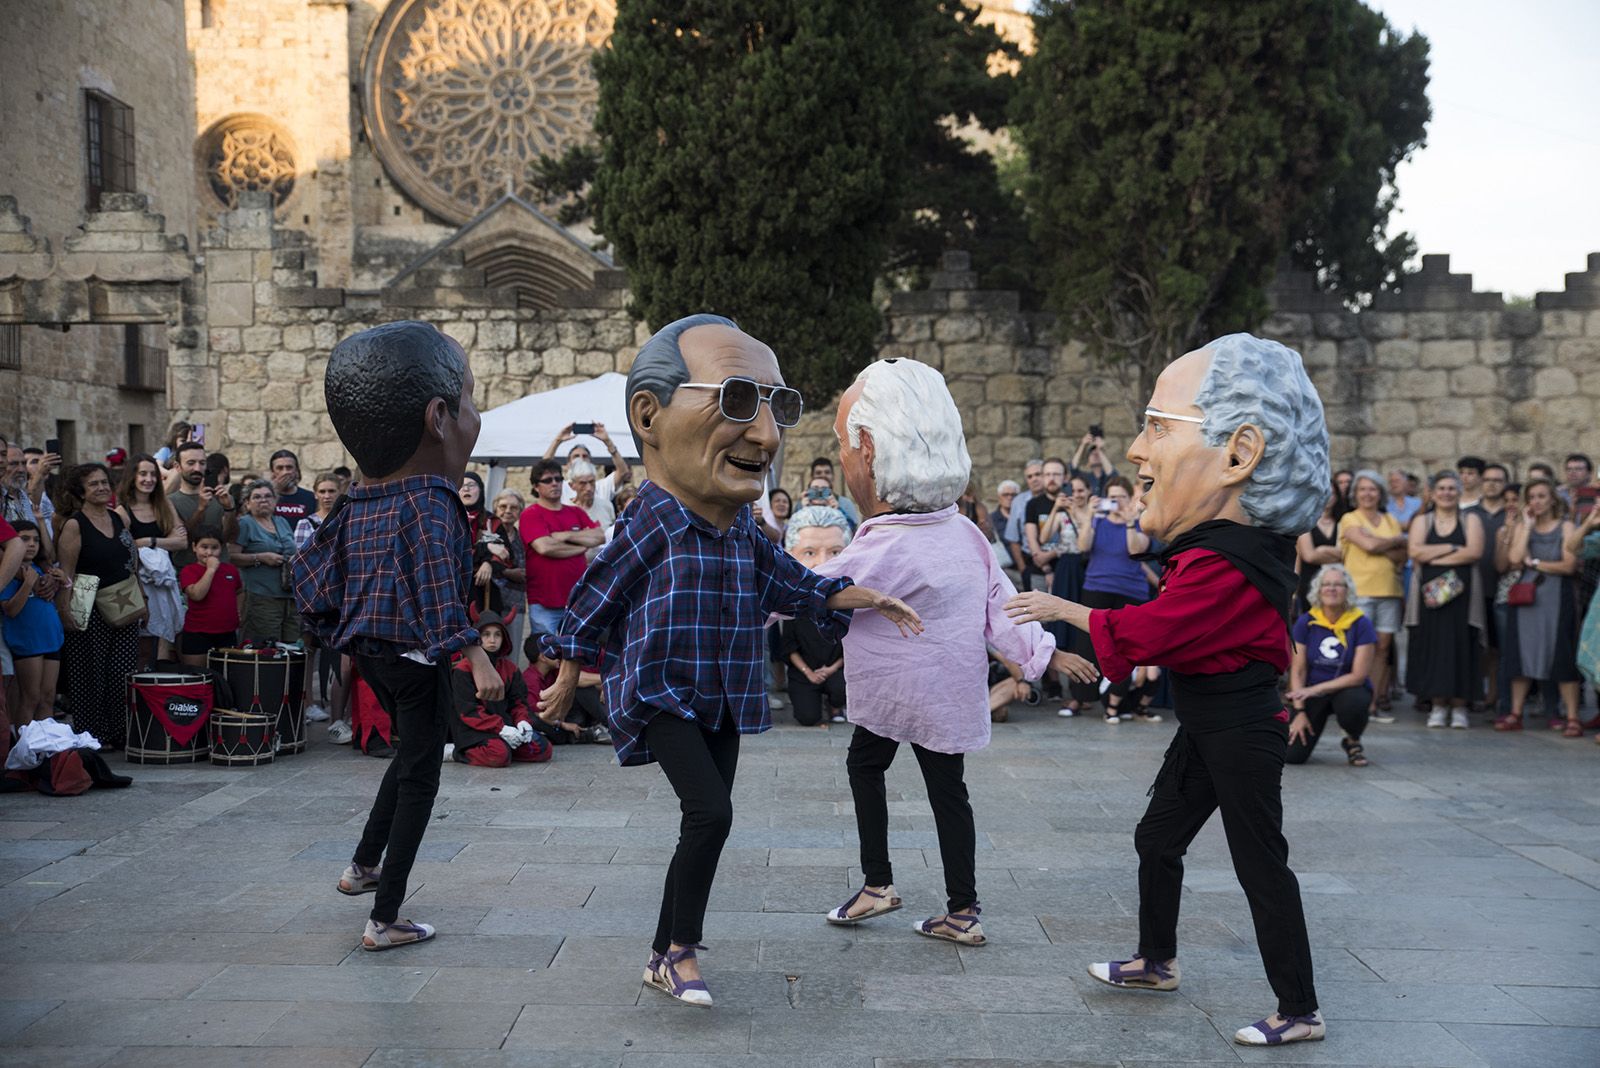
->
xmin=788 ymin=671 xmax=846 ymax=726
xmin=1135 ymin=719 xmax=1318 ymax=1016
xmin=1072 ymin=589 xmax=1141 ymax=705
xmin=351 ymin=654 xmax=450 ymax=924
xmin=846 ymin=725 xmax=977 ymax=913
xmin=1286 ymin=688 xmax=1369 ymax=764
xmin=644 ymin=714 xmax=740 ymax=953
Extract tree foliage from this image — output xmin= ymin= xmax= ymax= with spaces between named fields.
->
xmin=590 ymin=1 xmax=919 ymax=403
xmin=1013 ymin=0 xmax=1430 ymax=409
xmin=886 ymin=3 xmax=1037 ymax=300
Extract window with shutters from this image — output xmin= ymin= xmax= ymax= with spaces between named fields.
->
xmin=85 ymin=90 xmax=136 ymax=210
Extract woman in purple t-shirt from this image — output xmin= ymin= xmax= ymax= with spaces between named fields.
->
xmin=1286 ymin=563 xmax=1377 ymax=766
xmin=1075 ymin=476 xmax=1152 ymax=723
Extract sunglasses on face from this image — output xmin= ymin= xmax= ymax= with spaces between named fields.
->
xmin=536 ymin=476 xmax=563 ymax=485
xmin=678 ymin=376 xmax=803 ymax=428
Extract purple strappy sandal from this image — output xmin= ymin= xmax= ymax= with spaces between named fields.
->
xmin=912 ymin=904 xmax=986 ymax=945
xmin=826 ymin=885 xmax=903 ymax=925
xmin=643 ymin=944 xmax=713 ymax=1007
xmin=1234 ymin=1011 xmax=1325 ymax=1045
xmin=1087 ymin=957 xmax=1180 ymax=991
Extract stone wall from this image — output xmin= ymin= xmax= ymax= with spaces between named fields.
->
xmin=188 ymin=195 xmax=644 ymax=478
xmin=780 ymin=252 xmax=1600 ymax=498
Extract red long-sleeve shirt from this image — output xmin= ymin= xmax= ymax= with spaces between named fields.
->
xmin=1089 ymin=549 xmax=1290 ymax=684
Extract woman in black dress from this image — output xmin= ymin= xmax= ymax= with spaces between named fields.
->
xmin=1404 ymin=471 xmax=1485 ymax=729
xmin=1295 ymin=488 xmax=1341 ymax=616
xmin=55 ymin=463 xmax=144 ymax=747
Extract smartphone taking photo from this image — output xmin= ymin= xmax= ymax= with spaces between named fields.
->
xmin=571 ymin=422 xmax=595 ymax=436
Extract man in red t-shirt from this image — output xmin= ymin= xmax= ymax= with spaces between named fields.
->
xmin=519 ymin=458 xmax=602 ymax=635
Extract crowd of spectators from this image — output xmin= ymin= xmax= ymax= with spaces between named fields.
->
xmin=4 ymin=406 xmax=1598 ymax=772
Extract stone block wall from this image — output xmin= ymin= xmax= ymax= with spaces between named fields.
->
xmin=780 ymin=252 xmax=1600 ymax=499
xmin=189 ymin=195 xmax=644 ymax=478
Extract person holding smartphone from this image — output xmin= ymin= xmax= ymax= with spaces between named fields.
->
xmin=1073 ymin=476 xmax=1153 ymax=722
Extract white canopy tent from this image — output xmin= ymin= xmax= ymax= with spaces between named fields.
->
xmin=471 ymin=372 xmax=639 ymax=499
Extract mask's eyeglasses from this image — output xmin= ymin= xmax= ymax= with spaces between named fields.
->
xmin=678 ymin=377 xmax=803 ymax=428
xmin=1142 ymin=408 xmax=1205 ymax=436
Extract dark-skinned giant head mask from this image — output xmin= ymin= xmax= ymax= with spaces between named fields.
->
xmin=1127 ymin=333 xmax=1328 ymax=542
xmin=625 ymin=314 xmax=802 ymax=525
xmin=325 ymin=320 xmax=479 ymax=480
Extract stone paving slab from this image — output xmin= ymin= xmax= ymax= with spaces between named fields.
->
xmin=2 ymin=703 xmax=1598 ymax=1066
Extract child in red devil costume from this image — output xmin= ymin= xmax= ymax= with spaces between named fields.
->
xmin=447 ymin=612 xmax=549 ymax=766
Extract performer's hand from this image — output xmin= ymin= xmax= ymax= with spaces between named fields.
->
xmin=464 ymin=645 xmax=504 ymax=702
xmin=537 ymin=660 xmax=578 ymax=721
xmin=1005 ymin=591 xmax=1065 ymax=624
xmin=867 ymin=590 xmax=923 ymax=637
xmin=1288 ymin=711 xmax=1313 ymax=746
xmin=1051 ymin=650 xmax=1100 ymax=685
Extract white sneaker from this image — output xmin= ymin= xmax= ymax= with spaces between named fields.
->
xmin=327 ymin=720 xmax=354 ymax=745
xmin=1427 ymin=709 xmax=1448 ymax=729
xmin=769 ymin=694 xmax=787 ymax=711
xmin=831 ymin=711 xmax=846 ymax=723
xmin=442 ymin=743 xmax=456 ymax=761
xmin=305 ymin=703 xmax=330 ymax=722
xmin=1450 ymin=709 xmax=1469 ymax=729
xmin=1057 ymin=706 xmax=1076 ymax=718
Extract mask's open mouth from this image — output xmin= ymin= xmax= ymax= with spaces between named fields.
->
xmin=727 ymin=456 xmax=767 ymax=474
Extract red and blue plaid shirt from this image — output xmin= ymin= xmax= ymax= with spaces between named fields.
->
xmin=293 ymin=474 xmax=478 ymax=663
xmin=540 ymin=479 xmax=853 ymax=766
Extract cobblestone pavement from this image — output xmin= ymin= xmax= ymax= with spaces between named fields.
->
xmin=2 ymin=701 xmax=1598 ymax=1067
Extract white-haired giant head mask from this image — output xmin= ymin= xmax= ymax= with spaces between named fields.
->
xmin=833 ymin=358 xmax=971 ymax=515
xmin=1128 ymin=333 xmax=1328 ymax=540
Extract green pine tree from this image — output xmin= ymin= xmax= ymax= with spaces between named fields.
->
xmin=1013 ymin=0 xmax=1430 ymax=412
xmin=591 ymin=1 xmax=919 ymax=403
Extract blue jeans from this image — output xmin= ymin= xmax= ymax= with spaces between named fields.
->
xmin=525 ymin=603 xmax=566 ymax=638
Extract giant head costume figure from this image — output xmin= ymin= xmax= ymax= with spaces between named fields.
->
xmin=625 ymin=313 xmax=803 ymax=529
xmin=1129 ymin=333 xmax=1327 ymax=541
xmin=324 ymin=320 xmax=480 ymax=482
xmin=834 ymin=357 xmax=971 ymax=516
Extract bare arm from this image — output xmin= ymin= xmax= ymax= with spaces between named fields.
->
xmin=1433 ymin=513 xmax=1484 ymax=567
xmin=1288 ymin=641 xmax=1309 ymax=696
xmin=564 ymin=526 xmax=605 ymax=548
xmin=1506 ymin=518 xmax=1533 ymax=569
xmin=55 ymin=519 xmax=80 ymax=581
xmin=542 ymin=424 xmax=573 ymax=462
xmin=595 ymin=425 xmax=632 ymax=487
xmin=3 ymin=567 xmax=34 ymax=617
xmin=1123 ymin=520 xmax=1151 ymax=556
xmin=532 ymin=536 xmax=589 ymax=559
xmin=1565 ymin=510 xmax=1600 ymax=555
xmin=1548 ymin=521 xmax=1580 ymax=576
xmin=1076 ymin=510 xmax=1097 ymax=552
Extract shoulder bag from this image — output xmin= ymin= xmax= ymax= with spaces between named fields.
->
xmin=1506 ymin=568 xmax=1542 ymax=607
xmin=93 ymin=522 xmax=146 ymax=627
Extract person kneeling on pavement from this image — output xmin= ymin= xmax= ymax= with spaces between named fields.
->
xmin=445 ymin=612 xmax=550 ymax=766
xmin=523 ymin=632 xmax=611 ymax=745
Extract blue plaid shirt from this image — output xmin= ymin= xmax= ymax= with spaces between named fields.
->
xmin=541 ymin=480 xmax=853 ymax=766
xmin=293 ymin=474 xmax=478 ymax=663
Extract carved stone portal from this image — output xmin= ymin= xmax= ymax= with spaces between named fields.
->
xmin=361 ymin=0 xmax=614 ymax=225
xmin=200 ymin=115 xmax=298 ymax=209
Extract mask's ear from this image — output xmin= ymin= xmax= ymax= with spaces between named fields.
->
xmin=630 ymin=390 xmax=664 ymax=451
xmin=422 ymin=396 xmax=449 ymax=444
xmin=1220 ymin=422 xmax=1267 ymax=487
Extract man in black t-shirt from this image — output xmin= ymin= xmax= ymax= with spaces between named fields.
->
xmin=1022 ymin=457 xmax=1071 ymax=591
xmin=270 ymin=449 xmax=316 ymax=524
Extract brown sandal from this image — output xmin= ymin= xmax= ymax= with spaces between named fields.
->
xmin=1563 ymin=720 xmax=1584 ymax=738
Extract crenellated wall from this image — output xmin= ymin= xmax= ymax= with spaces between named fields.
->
xmin=781 ymin=252 xmax=1600 ymax=496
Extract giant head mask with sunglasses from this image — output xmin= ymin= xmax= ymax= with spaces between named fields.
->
xmin=625 ymin=313 xmax=804 ymax=529
xmin=1126 ymin=333 xmax=1327 ymax=542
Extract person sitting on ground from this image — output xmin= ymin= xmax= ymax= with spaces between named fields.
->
xmin=445 ymin=612 xmax=549 ymax=766
xmin=177 ymin=525 xmax=243 ymax=669
xmin=780 ymin=505 xmax=852 ymax=726
xmin=1287 ymin=563 xmax=1375 ymax=766
xmin=988 ymin=653 xmax=1031 ymax=723
xmin=522 ymin=632 xmax=610 ymax=744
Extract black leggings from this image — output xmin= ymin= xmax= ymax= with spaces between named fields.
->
xmin=351 ymin=654 xmax=451 ymax=924
xmin=643 ymin=714 xmax=740 ymax=953
xmin=1286 ymin=688 xmax=1369 ymax=764
xmin=1135 ymin=719 xmax=1317 ymax=1017
xmin=846 ymin=725 xmax=977 ymax=913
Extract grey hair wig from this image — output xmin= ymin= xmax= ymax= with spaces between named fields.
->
xmin=783 ymin=505 xmax=853 ymax=551
xmin=1192 ymin=333 xmax=1329 ymax=535
xmin=844 ymin=358 xmax=971 ymax=513
xmin=1307 ymin=562 xmax=1355 ymax=607
xmin=625 ymin=313 xmax=738 ymax=454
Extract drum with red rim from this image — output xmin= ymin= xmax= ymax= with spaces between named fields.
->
xmin=208 ymin=647 xmax=307 ymax=754
xmin=126 ymin=670 xmax=213 ymax=764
